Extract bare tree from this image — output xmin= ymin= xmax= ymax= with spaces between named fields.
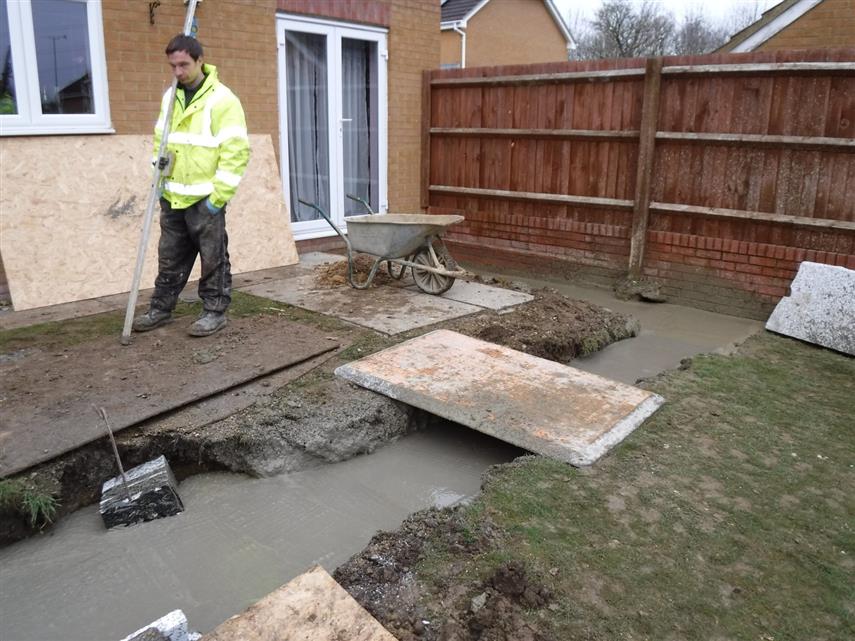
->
xmin=575 ymin=0 xmax=676 ymax=59
xmin=674 ymin=10 xmax=728 ymax=55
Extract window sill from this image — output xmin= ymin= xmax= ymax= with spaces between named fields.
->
xmin=0 ymin=126 xmax=116 ymax=137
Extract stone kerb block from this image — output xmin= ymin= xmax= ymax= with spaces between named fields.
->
xmin=100 ymin=455 xmax=184 ymax=529
xmin=121 ymin=609 xmax=200 ymax=641
xmin=765 ymin=261 xmax=855 ymax=356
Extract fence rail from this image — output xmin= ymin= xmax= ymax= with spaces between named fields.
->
xmin=423 ymin=48 xmax=855 ymax=317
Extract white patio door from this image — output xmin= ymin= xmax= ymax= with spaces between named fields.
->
xmin=277 ymin=16 xmax=388 ymax=239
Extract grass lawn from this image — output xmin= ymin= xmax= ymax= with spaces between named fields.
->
xmin=417 ymin=332 xmax=854 ymax=640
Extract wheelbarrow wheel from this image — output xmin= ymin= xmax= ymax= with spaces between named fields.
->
xmin=412 ymin=243 xmax=456 ymax=295
xmin=386 ymin=260 xmax=407 ymax=280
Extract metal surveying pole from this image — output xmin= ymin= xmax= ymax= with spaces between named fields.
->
xmin=120 ymin=0 xmax=201 ymax=345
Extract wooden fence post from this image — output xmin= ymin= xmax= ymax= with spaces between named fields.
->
xmin=421 ymin=69 xmax=432 ymax=210
xmin=627 ymin=57 xmax=663 ymax=279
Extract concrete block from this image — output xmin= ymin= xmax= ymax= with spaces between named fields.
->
xmin=336 ymin=330 xmax=664 ymax=466
xmin=100 ymin=455 xmax=184 ymax=529
xmin=121 ymin=609 xmax=200 ymax=641
xmin=766 ymin=262 xmax=855 ymax=356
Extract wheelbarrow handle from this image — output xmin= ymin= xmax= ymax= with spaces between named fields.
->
xmin=346 ymin=193 xmax=375 ymax=214
xmin=296 ymin=197 xmax=356 ymax=276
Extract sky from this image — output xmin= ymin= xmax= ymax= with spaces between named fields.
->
xmin=554 ymin=0 xmax=781 ymax=33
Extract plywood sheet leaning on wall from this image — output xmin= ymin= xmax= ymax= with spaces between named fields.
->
xmin=0 ymin=134 xmax=297 ymax=311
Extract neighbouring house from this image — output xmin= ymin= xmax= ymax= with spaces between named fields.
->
xmin=440 ymin=0 xmax=574 ymax=68
xmin=0 ymin=0 xmax=440 ymax=303
xmin=718 ymin=0 xmax=855 ymax=52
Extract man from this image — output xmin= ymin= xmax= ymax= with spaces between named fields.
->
xmin=133 ymin=34 xmax=250 ymax=337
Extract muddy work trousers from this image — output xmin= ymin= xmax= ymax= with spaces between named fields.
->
xmin=150 ymin=198 xmax=232 ymax=314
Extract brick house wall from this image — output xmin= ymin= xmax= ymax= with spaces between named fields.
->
xmin=441 ymin=0 xmax=568 ymax=68
xmin=759 ymin=0 xmax=855 ymax=50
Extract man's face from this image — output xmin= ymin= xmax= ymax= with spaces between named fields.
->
xmin=167 ymin=50 xmax=204 ymax=86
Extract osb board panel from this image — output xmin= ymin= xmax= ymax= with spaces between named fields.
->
xmin=202 ymin=566 xmax=396 ymax=641
xmin=336 ymin=329 xmax=664 ymax=466
xmin=0 ymin=134 xmax=298 ymax=311
xmin=0 ymin=316 xmax=337 ymax=477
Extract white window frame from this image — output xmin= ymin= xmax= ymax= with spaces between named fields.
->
xmin=276 ymin=14 xmax=388 ymax=240
xmin=1 ymin=0 xmax=112 ymax=136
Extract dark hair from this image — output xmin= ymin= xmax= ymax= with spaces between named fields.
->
xmin=165 ymin=35 xmax=203 ymax=60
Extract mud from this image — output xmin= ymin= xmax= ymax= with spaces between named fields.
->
xmin=0 ymin=378 xmax=415 ymax=546
xmin=314 ymin=253 xmax=396 ymax=288
xmin=334 ymin=497 xmax=555 ymax=641
xmin=451 ymin=288 xmax=639 ymax=363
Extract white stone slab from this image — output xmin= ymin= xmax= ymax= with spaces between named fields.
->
xmin=407 ymin=279 xmax=533 ymax=310
xmin=0 ymin=135 xmax=297 ymax=310
xmin=766 ymin=261 xmax=855 ymax=356
xmin=336 ymin=330 xmax=664 ymax=466
xmin=201 ymin=566 xmax=395 ymax=641
xmin=122 ymin=609 xmax=199 ymax=641
xmin=241 ymin=273 xmax=481 ymax=335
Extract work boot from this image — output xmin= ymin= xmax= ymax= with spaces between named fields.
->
xmin=132 ymin=308 xmax=172 ymax=332
xmin=188 ymin=311 xmax=227 ymax=337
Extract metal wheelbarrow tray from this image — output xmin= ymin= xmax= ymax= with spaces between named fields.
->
xmin=298 ymin=197 xmax=467 ymax=295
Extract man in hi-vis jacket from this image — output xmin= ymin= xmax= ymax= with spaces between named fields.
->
xmin=133 ymin=34 xmax=250 ymax=337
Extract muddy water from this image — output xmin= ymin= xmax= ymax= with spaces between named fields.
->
xmin=0 ymin=425 xmax=521 ymax=641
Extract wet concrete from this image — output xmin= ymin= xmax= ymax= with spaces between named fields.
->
xmin=0 ymin=423 xmax=521 ymax=641
xmin=477 ymin=272 xmax=764 ymax=384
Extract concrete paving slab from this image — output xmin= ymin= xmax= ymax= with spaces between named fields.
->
xmin=241 ymin=273 xmax=481 ymax=335
xmin=201 ymin=566 xmax=395 ymax=641
xmin=406 ymin=279 xmax=533 ymax=310
xmin=336 ymin=329 xmax=664 ymax=466
xmin=766 ymin=261 xmax=855 ymax=356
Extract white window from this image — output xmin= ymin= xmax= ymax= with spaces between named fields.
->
xmin=0 ymin=0 xmax=111 ymax=135
xmin=277 ymin=15 xmax=388 ymax=240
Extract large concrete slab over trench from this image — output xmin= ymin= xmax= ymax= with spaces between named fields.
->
xmin=765 ymin=261 xmax=855 ymax=356
xmin=336 ymin=329 xmax=664 ymax=466
xmin=201 ymin=566 xmax=395 ymax=641
xmin=241 ymin=273 xmax=482 ymax=335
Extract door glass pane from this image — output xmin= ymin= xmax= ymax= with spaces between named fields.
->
xmin=286 ymin=30 xmax=330 ymax=223
xmin=342 ymin=38 xmax=378 ymax=217
xmin=0 ymin=1 xmax=16 ymax=114
xmin=32 ymin=0 xmax=93 ymax=114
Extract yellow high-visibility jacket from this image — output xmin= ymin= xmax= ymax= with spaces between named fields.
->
xmin=153 ymin=64 xmax=250 ymax=210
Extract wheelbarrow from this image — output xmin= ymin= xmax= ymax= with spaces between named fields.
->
xmin=298 ymin=196 xmax=467 ymax=295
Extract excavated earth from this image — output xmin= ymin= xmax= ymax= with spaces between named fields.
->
xmin=0 ymin=286 xmax=638 ymax=549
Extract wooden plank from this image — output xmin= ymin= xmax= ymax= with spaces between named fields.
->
xmin=421 ymin=69 xmax=431 ymax=209
xmin=654 ymin=131 xmax=855 ymax=151
xmin=628 ymin=57 xmax=663 ymax=279
xmin=649 ymin=202 xmax=855 ymax=231
xmin=430 ymin=127 xmax=639 ymax=140
xmin=429 ymin=185 xmax=633 ymax=209
xmin=431 ymin=68 xmax=646 ymax=87
xmin=662 ymin=62 xmax=855 ymax=77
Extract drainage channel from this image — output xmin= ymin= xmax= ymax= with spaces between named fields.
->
xmin=0 ymin=422 xmax=521 ymax=641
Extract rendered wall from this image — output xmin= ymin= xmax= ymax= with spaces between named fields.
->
xmin=760 ymin=0 xmax=855 ymax=50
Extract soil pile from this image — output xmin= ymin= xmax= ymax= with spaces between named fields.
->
xmin=334 ymin=506 xmax=555 ymax=641
xmin=314 ymin=255 xmax=395 ymax=289
xmin=451 ymin=288 xmax=639 ymax=363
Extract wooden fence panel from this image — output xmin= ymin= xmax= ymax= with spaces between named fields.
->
xmin=425 ymin=49 xmax=855 ymax=318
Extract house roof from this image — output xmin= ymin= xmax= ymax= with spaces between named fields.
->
xmin=440 ymin=0 xmax=480 ymax=24
xmin=717 ymin=0 xmax=824 ymax=52
xmin=440 ymin=0 xmax=573 ymax=47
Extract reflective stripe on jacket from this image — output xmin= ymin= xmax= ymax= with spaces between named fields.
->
xmin=154 ymin=63 xmax=250 ymax=210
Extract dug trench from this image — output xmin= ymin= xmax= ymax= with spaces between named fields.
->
xmin=0 ymin=285 xmax=640 ymax=558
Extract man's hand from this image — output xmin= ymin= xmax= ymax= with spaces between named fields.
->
xmin=203 ymin=198 xmax=223 ymax=215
